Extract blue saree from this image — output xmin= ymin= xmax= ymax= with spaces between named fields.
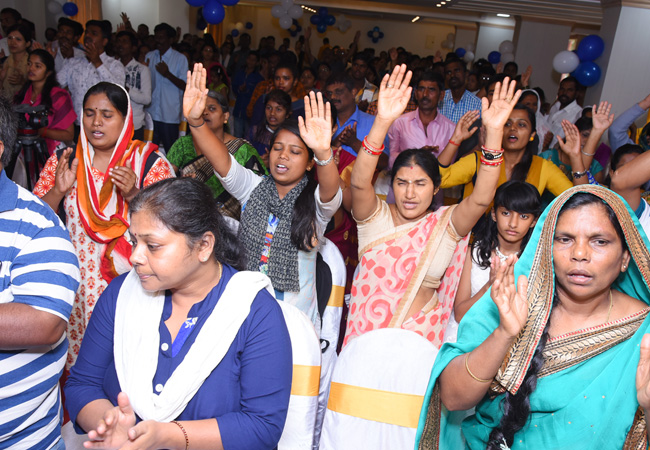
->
xmin=415 ymin=185 xmax=650 ymax=449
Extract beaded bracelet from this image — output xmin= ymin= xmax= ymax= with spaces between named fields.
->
xmin=362 ymin=137 xmax=384 ymax=156
xmin=172 ymin=420 xmax=189 ymax=450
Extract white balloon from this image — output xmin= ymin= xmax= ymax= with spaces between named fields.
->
xmin=501 ymin=52 xmax=515 ymax=64
xmin=279 ymin=15 xmax=292 ymax=29
xmin=463 ymin=51 xmax=475 ymax=63
xmin=235 ymin=22 xmax=244 ymax=31
xmin=288 ymin=4 xmax=303 ymax=19
xmin=47 ymin=0 xmax=62 ymax=14
xmin=498 ymin=40 xmax=514 ymax=54
xmin=466 ymin=43 xmax=476 ymax=52
xmin=339 ymin=20 xmax=351 ymax=32
xmin=280 ymin=0 xmax=294 ymax=10
xmin=271 ymin=5 xmax=284 ymax=18
xmin=552 ymin=50 xmax=580 ymax=73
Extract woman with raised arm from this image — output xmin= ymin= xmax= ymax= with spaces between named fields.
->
xmin=183 ymin=63 xmax=341 ymax=329
xmin=416 ymin=184 xmax=650 ymax=449
xmin=344 ymin=64 xmax=521 ymax=347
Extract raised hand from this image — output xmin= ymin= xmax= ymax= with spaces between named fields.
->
xmin=84 ymin=392 xmax=135 ymax=449
xmin=521 ymin=65 xmax=533 ymax=88
xmin=54 ymin=148 xmax=79 ymax=196
xmin=451 ymin=110 xmax=480 ymax=143
xmin=481 ymin=77 xmax=521 ymax=130
xmin=491 ymin=255 xmax=529 ymax=339
xmin=109 ymin=166 xmax=138 ymax=202
xmin=637 ymin=334 xmax=650 ymax=412
xmin=83 ymin=41 xmax=102 ymax=66
xmin=557 ymin=120 xmax=580 ymax=158
xmin=298 ymin=91 xmax=333 ymax=156
xmin=591 ymin=101 xmax=614 ymax=131
xmin=183 ymin=63 xmax=208 ymax=125
xmin=376 ymin=64 xmax=413 ymax=123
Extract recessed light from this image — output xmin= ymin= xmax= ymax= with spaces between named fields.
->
xmin=497 ymin=13 xmax=511 ymax=17
xmin=412 ymin=16 xmax=420 ymax=22
xmin=436 ymin=4 xmax=442 ymax=7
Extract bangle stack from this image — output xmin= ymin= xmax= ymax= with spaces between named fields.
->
xmin=314 ymin=147 xmax=334 ymax=166
xmin=362 ymin=137 xmax=384 ymax=156
xmin=480 ymin=145 xmax=504 ymax=166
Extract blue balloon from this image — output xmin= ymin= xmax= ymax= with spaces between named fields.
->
xmin=455 ymin=48 xmax=466 ymax=57
xmin=296 ymin=25 xmax=302 ymax=32
xmin=317 ymin=23 xmax=327 ymax=33
xmin=326 ymin=15 xmax=336 ymax=26
xmin=62 ymin=2 xmax=78 ymax=16
xmin=310 ymin=14 xmax=321 ymax=25
xmin=576 ymin=35 xmax=605 ymax=62
xmin=318 ymin=7 xmax=328 ymax=16
xmin=379 ymin=32 xmax=384 ymax=38
xmin=373 ymin=26 xmax=379 ymax=32
xmin=245 ymin=21 xmax=253 ymax=29
xmin=186 ymin=0 xmax=207 ymax=6
xmin=220 ymin=0 xmax=239 ymax=5
xmin=573 ymin=61 xmax=601 ymax=87
xmin=372 ymin=38 xmax=379 ymax=43
xmin=367 ymin=30 xmax=373 ymax=37
xmin=290 ymin=30 xmax=297 ymax=37
xmin=202 ymin=0 xmax=225 ymax=24
xmin=231 ymin=29 xmax=239 ymax=37
xmin=488 ymin=51 xmax=501 ymax=64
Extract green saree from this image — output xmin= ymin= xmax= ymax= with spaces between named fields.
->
xmin=415 ymin=184 xmax=650 ymax=449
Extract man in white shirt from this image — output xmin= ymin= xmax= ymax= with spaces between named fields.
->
xmin=547 ymin=75 xmax=583 ymax=148
xmin=57 ymin=20 xmax=125 ymax=138
xmin=116 ymin=30 xmax=151 ymax=140
xmin=145 ymin=23 xmax=187 ymax=152
xmin=52 ymin=18 xmax=84 ymax=73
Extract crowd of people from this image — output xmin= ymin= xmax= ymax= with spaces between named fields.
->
xmin=2 ymin=5 xmax=650 ymax=449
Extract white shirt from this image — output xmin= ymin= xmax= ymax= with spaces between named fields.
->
xmin=53 ymin=44 xmax=85 ymax=73
xmin=547 ymin=100 xmax=583 ymax=147
xmin=122 ymin=58 xmax=151 ymax=130
xmin=56 ymin=52 xmax=126 ymax=125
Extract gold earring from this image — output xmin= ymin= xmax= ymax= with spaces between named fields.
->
xmin=529 ymin=136 xmax=534 ymax=142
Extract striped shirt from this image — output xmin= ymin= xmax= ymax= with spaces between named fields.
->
xmin=438 ymin=89 xmax=482 ymax=124
xmin=0 ymin=170 xmax=80 ymax=449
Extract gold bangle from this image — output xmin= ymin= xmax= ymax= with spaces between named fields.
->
xmin=171 ymin=420 xmax=189 ymax=450
xmin=464 ymin=353 xmax=491 ymax=383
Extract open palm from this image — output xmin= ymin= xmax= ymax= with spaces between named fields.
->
xmin=182 ymin=63 xmax=208 ymax=124
xmin=376 ymin=64 xmax=413 ymax=122
xmin=482 ymin=77 xmax=521 ymax=130
xmin=298 ymin=91 xmax=332 ymax=153
xmin=491 ymin=256 xmax=529 ymax=338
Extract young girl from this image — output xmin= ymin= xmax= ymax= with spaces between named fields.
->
xmin=183 ymin=63 xmax=341 ymax=329
xmin=248 ymin=89 xmax=291 ymax=162
xmin=454 ymin=180 xmax=541 ymax=322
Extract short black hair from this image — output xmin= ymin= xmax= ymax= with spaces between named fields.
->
xmin=0 ymin=8 xmax=21 ymax=23
xmin=443 ymin=57 xmax=467 ymax=72
xmin=58 ymin=18 xmax=84 ymax=38
xmin=274 ymin=63 xmax=299 ymax=80
xmin=0 ymin=95 xmax=17 ymax=166
xmin=561 ymin=75 xmax=580 ymax=90
xmin=116 ymin=30 xmax=138 ymax=48
xmin=324 ymin=71 xmax=354 ymax=92
xmin=352 ymin=52 xmax=371 ymax=65
xmin=504 ymin=61 xmax=518 ymax=73
xmin=7 ymin=23 xmax=32 ymax=44
xmin=154 ymin=23 xmax=176 ymax=39
xmin=418 ymin=71 xmax=444 ymax=91
xmin=86 ymin=20 xmax=112 ymax=40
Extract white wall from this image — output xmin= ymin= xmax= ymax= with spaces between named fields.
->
xmin=514 ymin=19 xmax=573 ymax=105
xmin=0 ymin=0 xmax=47 ymax=42
xmin=101 ymin=0 xmax=189 ymax=35
xmin=475 ymin=24 xmax=514 ymax=60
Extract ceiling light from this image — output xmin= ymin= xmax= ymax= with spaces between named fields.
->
xmin=436 ymin=4 xmax=442 ymax=6
xmin=301 ymin=5 xmax=317 ymax=13
xmin=497 ymin=13 xmax=511 ymax=17
xmin=412 ymin=16 xmax=420 ymax=22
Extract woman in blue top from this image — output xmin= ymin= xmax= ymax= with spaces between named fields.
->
xmin=65 ymin=177 xmax=292 ymax=450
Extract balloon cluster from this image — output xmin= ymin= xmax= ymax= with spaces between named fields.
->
xmin=553 ymin=35 xmax=604 ymax=87
xmin=486 ymin=40 xmax=514 ymax=65
xmin=230 ymin=21 xmax=253 ymax=36
xmin=455 ymin=43 xmax=475 ymax=63
xmin=289 ymin=20 xmax=302 ymax=37
xmin=441 ymin=33 xmax=455 ymax=50
xmin=271 ymin=0 xmax=303 ymax=30
xmin=310 ymin=7 xmax=335 ymax=34
xmin=367 ymin=26 xmax=384 ymax=44
xmin=47 ymin=1 xmax=78 ymax=18
xmin=187 ymin=0 xmax=239 ymax=25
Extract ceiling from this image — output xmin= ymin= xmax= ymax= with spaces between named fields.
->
xmin=250 ymin=0 xmax=606 ymax=27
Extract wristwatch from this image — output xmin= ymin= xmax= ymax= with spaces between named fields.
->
xmin=481 ymin=149 xmax=503 ymax=160
xmin=572 ymin=169 xmax=589 ymax=178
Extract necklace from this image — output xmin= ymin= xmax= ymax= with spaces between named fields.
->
xmin=495 ymin=246 xmax=517 ymax=262
xmin=605 ymin=290 xmax=613 ymax=323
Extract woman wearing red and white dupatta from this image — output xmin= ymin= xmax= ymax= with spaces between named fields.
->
xmin=34 ymin=82 xmax=174 ymax=368
xmin=344 ymin=65 xmax=521 ymax=348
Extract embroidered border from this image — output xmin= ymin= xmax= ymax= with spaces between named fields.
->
xmin=418 ymin=383 xmax=441 ymax=450
xmin=623 ymin=407 xmax=648 ymax=450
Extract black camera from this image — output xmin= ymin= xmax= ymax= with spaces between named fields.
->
xmin=13 ymin=104 xmax=49 ymax=139
xmin=8 ymin=104 xmax=50 ymax=190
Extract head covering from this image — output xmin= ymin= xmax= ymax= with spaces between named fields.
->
xmin=521 ymin=89 xmax=551 ymax=154
xmin=75 ymin=83 xmax=159 ymax=282
xmin=416 ymin=184 xmax=650 ymax=449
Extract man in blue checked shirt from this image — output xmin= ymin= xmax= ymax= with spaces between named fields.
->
xmin=0 ymin=96 xmax=80 ymax=450
xmin=439 ymin=57 xmax=482 ymax=124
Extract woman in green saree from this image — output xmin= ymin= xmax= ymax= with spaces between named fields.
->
xmin=416 ymin=184 xmax=650 ymax=449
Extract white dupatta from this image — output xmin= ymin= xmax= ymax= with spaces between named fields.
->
xmin=113 ymin=269 xmax=274 ymax=422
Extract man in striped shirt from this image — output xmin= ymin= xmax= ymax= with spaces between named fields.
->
xmin=0 ymin=97 xmax=80 ymax=449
